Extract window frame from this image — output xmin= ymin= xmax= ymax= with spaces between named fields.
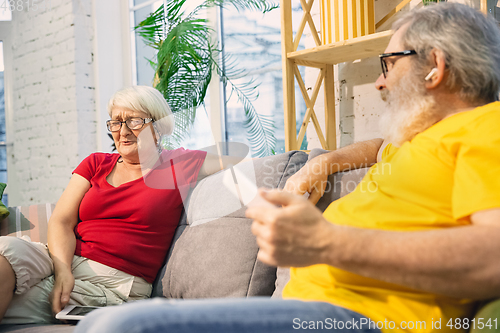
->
xmin=0 ymin=21 xmax=14 ymax=204
xmin=128 ymin=1 xmax=226 ymax=144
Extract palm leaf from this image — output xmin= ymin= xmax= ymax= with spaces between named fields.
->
xmin=135 ymin=0 xmax=279 ymax=155
xmin=191 ymin=0 xmax=279 ymax=15
xmin=214 ymin=53 xmax=277 ymax=156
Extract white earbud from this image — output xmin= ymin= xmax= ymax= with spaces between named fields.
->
xmin=425 ymin=68 xmax=438 ymax=81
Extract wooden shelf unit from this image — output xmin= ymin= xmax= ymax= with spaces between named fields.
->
xmin=281 ymin=0 xmax=393 ymax=152
xmin=281 ymin=0 xmax=491 ymax=152
xmin=288 ymin=30 xmax=393 ymax=66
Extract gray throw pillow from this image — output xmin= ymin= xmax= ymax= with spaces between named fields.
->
xmin=152 ymin=150 xmax=308 ymax=299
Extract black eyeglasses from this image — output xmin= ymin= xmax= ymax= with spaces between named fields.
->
xmin=106 ymin=117 xmax=153 ymax=132
xmin=379 ymin=50 xmax=417 ymax=78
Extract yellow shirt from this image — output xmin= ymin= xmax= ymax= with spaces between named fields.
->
xmin=283 ymin=102 xmax=500 ymax=333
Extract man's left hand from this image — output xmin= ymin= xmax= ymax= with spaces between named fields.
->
xmin=246 ymin=189 xmax=335 ymax=267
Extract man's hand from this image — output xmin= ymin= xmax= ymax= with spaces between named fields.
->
xmin=284 ymin=139 xmax=384 ymax=205
xmin=283 ymin=156 xmax=329 ymax=204
xmin=51 ymin=269 xmax=74 ymax=315
xmin=246 ymin=189 xmax=335 ymax=267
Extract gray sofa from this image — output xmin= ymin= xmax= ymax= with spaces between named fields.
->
xmin=1 ymin=149 xmax=497 ymax=333
xmin=0 ymin=150 xmax=320 ymax=332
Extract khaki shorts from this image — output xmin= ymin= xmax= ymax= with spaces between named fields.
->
xmin=0 ymin=236 xmax=152 ymax=324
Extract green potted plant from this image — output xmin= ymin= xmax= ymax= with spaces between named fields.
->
xmin=135 ymin=0 xmax=279 ymax=156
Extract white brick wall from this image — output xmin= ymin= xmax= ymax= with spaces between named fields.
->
xmin=9 ymin=0 xmax=96 ymax=206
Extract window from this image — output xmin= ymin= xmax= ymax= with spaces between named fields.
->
xmin=0 ymin=41 xmax=7 ymax=205
xmin=130 ymin=0 xmax=162 ymax=86
xmin=128 ymin=2 xmax=307 ymax=154
xmin=129 ymin=0 xmax=215 ymax=150
xmin=220 ymin=4 xmax=308 ymax=153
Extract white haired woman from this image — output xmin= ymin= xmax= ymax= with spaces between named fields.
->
xmin=0 ymin=86 xmax=241 ymax=324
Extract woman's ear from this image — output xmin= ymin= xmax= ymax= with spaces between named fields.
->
xmin=152 ymin=122 xmax=161 ymax=145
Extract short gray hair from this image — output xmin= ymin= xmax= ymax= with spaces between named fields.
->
xmin=107 ymin=86 xmax=175 ymax=136
xmin=393 ymin=3 xmax=500 ymax=103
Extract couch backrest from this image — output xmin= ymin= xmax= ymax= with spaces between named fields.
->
xmin=152 ymin=150 xmax=309 ymax=299
xmin=0 ymin=204 xmax=55 ymax=244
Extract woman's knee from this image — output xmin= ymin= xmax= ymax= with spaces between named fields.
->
xmin=0 ymin=237 xmax=33 ymax=258
xmin=0 ymin=254 xmax=15 ymax=291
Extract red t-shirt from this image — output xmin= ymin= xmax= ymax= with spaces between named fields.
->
xmin=73 ymin=148 xmax=207 ymax=283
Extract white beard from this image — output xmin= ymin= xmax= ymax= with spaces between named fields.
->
xmin=379 ymin=71 xmax=442 ymax=147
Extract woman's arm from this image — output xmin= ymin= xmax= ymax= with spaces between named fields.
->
xmin=47 ymin=173 xmax=90 ymax=314
xmin=197 ymin=153 xmax=253 ymax=180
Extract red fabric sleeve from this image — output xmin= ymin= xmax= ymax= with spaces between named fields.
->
xmin=171 ymin=148 xmax=208 ymax=188
xmin=73 ymin=154 xmax=98 ymax=181
xmin=143 ymin=148 xmax=207 ymax=191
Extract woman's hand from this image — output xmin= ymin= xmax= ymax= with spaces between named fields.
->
xmin=51 ymin=268 xmax=75 ymax=314
xmin=283 ymin=156 xmax=330 ymax=204
xmin=47 ymin=173 xmax=90 ymax=316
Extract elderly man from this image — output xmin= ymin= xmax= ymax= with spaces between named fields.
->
xmin=75 ymin=3 xmax=500 ymax=333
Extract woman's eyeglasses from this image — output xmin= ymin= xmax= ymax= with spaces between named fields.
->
xmin=106 ymin=118 xmax=153 ymax=132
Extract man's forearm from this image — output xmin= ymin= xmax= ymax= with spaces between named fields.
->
xmin=323 ymin=223 xmax=500 ymax=299
xmin=314 ymin=138 xmax=383 ymax=175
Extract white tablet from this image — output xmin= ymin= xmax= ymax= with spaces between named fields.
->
xmin=55 ymin=305 xmax=101 ymax=321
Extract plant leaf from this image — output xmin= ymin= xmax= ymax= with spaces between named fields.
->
xmin=135 ymin=0 xmax=279 ymax=154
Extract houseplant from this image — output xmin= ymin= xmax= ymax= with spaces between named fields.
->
xmin=135 ymin=0 xmax=279 ymax=156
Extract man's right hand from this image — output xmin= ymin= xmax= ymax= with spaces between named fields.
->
xmin=51 ymin=269 xmax=74 ymax=315
xmin=283 ymin=139 xmax=384 ymax=204
xmin=283 ymin=156 xmax=330 ymax=205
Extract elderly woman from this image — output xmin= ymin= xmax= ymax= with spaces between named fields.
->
xmin=0 ymin=86 xmax=240 ymax=324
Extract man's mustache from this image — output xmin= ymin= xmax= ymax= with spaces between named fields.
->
xmin=380 ymin=90 xmax=389 ymax=102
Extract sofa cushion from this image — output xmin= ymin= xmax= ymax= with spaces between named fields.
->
xmin=152 ymin=150 xmax=308 ymax=299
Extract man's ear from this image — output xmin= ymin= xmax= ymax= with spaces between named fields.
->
xmin=425 ymin=49 xmax=446 ymax=89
